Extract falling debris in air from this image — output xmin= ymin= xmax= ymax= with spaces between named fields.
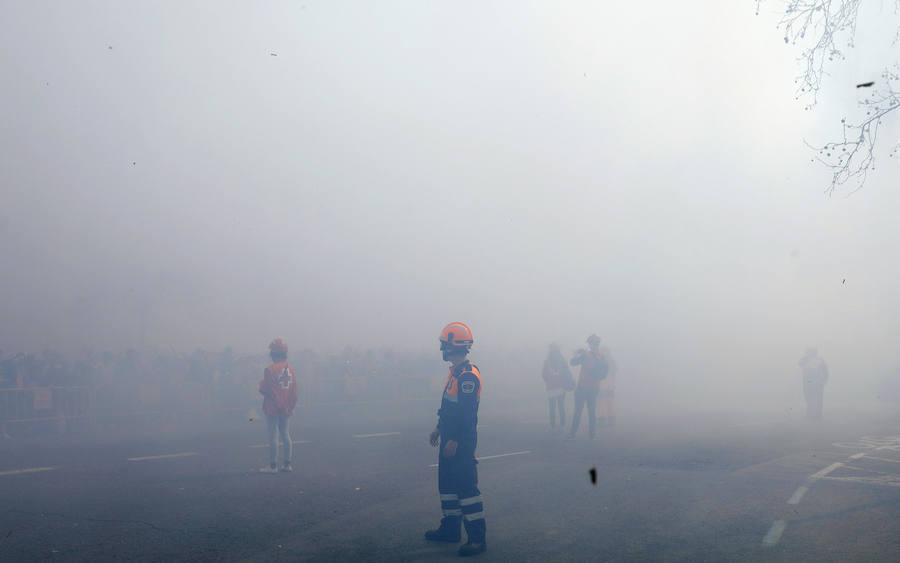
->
xmin=842 ymin=278 xmax=846 ymax=284
xmin=270 ymin=53 xmax=278 ymax=57
xmin=589 ymin=467 xmax=597 ymax=484
xmin=856 ymin=82 xmax=875 ymax=88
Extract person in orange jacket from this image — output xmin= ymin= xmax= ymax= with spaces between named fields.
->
xmin=259 ymin=338 xmax=299 ymax=473
xmin=426 ymin=322 xmax=487 ymax=557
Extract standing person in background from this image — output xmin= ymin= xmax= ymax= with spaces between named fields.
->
xmin=799 ymin=347 xmax=828 ymax=421
xmin=542 ymin=343 xmax=574 ymax=431
xmin=596 ymin=342 xmax=618 ymax=428
xmin=259 ymin=339 xmax=299 ymax=473
xmin=567 ymin=334 xmax=609 ymax=440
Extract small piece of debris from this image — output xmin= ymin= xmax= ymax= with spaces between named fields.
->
xmin=108 ymin=46 xmax=113 ymax=50
xmin=842 ymin=278 xmax=846 ymax=284
xmin=856 ymin=81 xmax=874 ymax=88
xmin=355 ymin=487 xmax=361 ymax=491
xmin=270 ymin=53 xmax=278 ymax=57
xmin=588 ymin=467 xmax=597 ymax=484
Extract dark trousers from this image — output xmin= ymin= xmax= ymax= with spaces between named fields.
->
xmin=804 ymin=386 xmax=824 ymax=420
xmin=569 ymin=387 xmax=598 ymax=438
xmin=438 ymin=441 xmax=486 ymax=543
xmin=548 ymin=395 xmax=565 ymax=427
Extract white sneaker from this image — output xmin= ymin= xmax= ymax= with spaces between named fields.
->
xmin=281 ymin=464 xmax=293 ymax=473
xmin=259 ymin=466 xmax=278 ymax=474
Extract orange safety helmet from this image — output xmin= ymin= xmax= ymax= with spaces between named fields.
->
xmin=440 ymin=322 xmax=474 ymax=348
xmin=269 ymin=338 xmax=288 ymax=356
xmin=586 ymin=334 xmax=602 ymax=345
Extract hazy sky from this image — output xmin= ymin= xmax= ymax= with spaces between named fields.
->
xmin=2 ymin=1 xmax=898 ymax=403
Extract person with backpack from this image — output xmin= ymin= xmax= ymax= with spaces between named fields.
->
xmin=542 ymin=343 xmax=574 ymax=431
xmin=259 ymin=338 xmax=299 ymax=473
xmin=566 ymin=334 xmax=609 ymax=440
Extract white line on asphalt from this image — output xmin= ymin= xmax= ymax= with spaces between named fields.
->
xmin=842 ymin=464 xmax=897 ymax=475
xmin=762 ymin=520 xmax=787 ymax=546
xmin=249 ymin=440 xmax=310 ymax=449
xmin=128 ymin=452 xmax=200 ymax=462
xmin=478 ymin=450 xmax=532 ymax=461
xmin=764 ymin=436 xmax=900 ymax=547
xmin=820 ymin=474 xmax=900 ymax=487
xmin=428 ymin=450 xmax=531 ymax=468
xmin=353 ymin=432 xmax=401 ymax=439
xmin=862 ymin=456 xmax=900 ymax=464
xmin=787 ymin=485 xmax=809 ymax=505
xmin=809 ymin=462 xmax=844 ymax=480
xmin=0 ymin=466 xmax=57 ymax=477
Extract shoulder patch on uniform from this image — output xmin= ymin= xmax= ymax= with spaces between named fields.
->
xmin=460 ymin=380 xmax=476 ymax=393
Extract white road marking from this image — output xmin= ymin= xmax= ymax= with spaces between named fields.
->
xmin=249 ymin=440 xmax=310 ymax=449
xmin=762 ymin=520 xmax=787 ymax=546
xmin=128 ymin=452 xmax=200 ymax=462
xmin=809 ymin=462 xmax=844 ymax=480
xmin=0 ymin=466 xmax=57 ymax=477
xmin=353 ymin=432 xmax=401 ymax=439
xmin=428 ymin=450 xmax=531 ymax=468
xmin=861 ymin=456 xmax=900 ymax=464
xmin=821 ymin=474 xmax=900 ymax=487
xmin=764 ymin=435 xmax=900 ymax=546
xmin=478 ymin=450 xmax=532 ymax=461
xmin=787 ymin=485 xmax=809 ymax=505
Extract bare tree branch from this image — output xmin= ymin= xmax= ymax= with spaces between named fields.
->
xmin=810 ymin=65 xmax=900 ymax=195
xmin=760 ymin=1 xmax=900 ymax=193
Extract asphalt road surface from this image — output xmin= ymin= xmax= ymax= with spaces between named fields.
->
xmin=2 ymin=402 xmax=899 ymax=562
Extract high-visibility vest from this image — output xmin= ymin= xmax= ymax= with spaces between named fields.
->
xmin=442 ymin=363 xmax=482 ymax=403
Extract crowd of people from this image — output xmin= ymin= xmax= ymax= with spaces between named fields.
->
xmin=541 ymin=334 xmax=618 ymax=440
xmin=0 ymin=344 xmax=443 ymax=438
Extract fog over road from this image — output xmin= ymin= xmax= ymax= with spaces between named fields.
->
xmin=2 ymin=403 xmax=898 ymax=562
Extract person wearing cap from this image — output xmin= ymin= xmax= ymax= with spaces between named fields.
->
xmin=259 ymin=338 xmax=299 ymax=473
xmin=567 ymin=334 xmax=609 ymax=439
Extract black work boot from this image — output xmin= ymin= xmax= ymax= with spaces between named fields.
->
xmin=459 ymin=520 xmax=486 ymax=556
xmin=425 ymin=517 xmax=461 ymax=542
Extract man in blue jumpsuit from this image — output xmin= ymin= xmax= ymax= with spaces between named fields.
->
xmin=426 ymin=322 xmax=486 ymax=557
